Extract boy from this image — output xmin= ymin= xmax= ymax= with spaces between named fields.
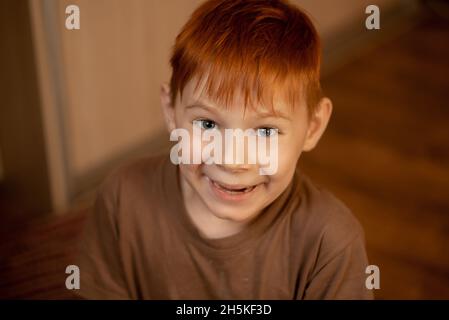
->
xmin=76 ymin=0 xmax=373 ymax=299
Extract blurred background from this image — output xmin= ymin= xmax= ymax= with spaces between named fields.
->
xmin=0 ymin=0 xmax=448 ymax=299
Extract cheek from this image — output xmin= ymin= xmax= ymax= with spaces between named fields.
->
xmin=261 ymin=141 xmax=300 ymax=190
xmin=276 ymin=139 xmax=302 ymax=168
xmin=265 ymin=161 xmax=296 ymax=187
xmin=280 ymin=130 xmax=306 ymax=158
xmin=180 ymin=164 xmax=202 ymax=179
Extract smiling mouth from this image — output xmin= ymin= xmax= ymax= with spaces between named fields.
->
xmin=210 ymin=179 xmax=258 ymax=194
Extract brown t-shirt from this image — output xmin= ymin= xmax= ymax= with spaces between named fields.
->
xmin=75 ymin=154 xmax=373 ymax=299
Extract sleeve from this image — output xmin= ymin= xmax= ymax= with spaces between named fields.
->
xmin=74 ymin=177 xmax=131 ymax=299
xmin=301 ymin=231 xmax=374 ymax=300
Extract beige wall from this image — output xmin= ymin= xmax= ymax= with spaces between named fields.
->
xmin=30 ymin=0 xmax=404 ymax=210
xmin=55 ymin=0 xmax=203 ymax=177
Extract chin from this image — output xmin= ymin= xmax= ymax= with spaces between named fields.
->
xmin=204 ymin=200 xmax=262 ymax=223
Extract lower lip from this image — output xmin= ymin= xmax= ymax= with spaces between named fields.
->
xmin=207 ymin=178 xmax=260 ymax=202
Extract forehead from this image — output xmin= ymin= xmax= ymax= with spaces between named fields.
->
xmin=179 ymin=76 xmax=300 ymax=119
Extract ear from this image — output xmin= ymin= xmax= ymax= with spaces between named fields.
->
xmin=303 ymin=97 xmax=333 ymax=152
xmin=160 ymin=82 xmax=176 ymax=133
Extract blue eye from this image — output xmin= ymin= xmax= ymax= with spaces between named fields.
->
xmin=194 ymin=119 xmax=217 ymax=130
xmin=257 ymin=127 xmax=278 ymax=137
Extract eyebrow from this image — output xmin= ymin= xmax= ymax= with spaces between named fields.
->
xmin=185 ymin=101 xmax=291 ymax=121
xmin=185 ymin=102 xmax=220 ymax=116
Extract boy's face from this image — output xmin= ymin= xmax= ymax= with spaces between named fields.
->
xmin=161 ymin=77 xmax=332 ymax=228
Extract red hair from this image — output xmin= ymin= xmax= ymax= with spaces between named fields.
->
xmin=169 ymin=0 xmax=322 ymax=115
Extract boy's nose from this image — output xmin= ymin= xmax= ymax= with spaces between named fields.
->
xmin=216 ymin=162 xmax=251 ymax=173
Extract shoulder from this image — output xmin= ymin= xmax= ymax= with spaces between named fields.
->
xmin=87 ymin=153 xmax=173 ymax=243
xmin=293 ymin=172 xmax=365 ymax=256
xmin=96 ymin=153 xmax=169 ymax=208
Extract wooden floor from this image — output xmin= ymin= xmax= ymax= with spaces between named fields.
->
xmin=0 ymin=16 xmax=448 ymax=300
xmin=302 ymin=17 xmax=449 ymax=299
xmin=0 ymin=210 xmax=86 ymax=299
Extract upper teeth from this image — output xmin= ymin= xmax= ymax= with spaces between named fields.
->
xmin=212 ymin=180 xmax=254 ymax=192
